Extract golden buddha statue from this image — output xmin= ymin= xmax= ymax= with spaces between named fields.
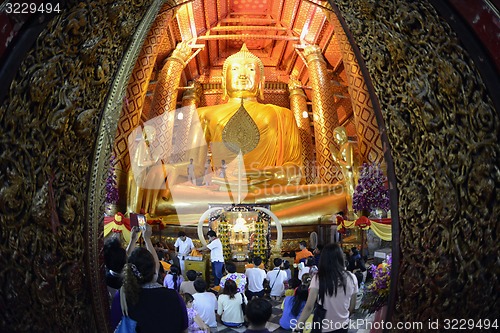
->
xmin=330 ymin=126 xmax=360 ymax=219
xmin=153 ymin=44 xmax=347 ymax=225
xmin=197 ymin=44 xmax=303 ymax=186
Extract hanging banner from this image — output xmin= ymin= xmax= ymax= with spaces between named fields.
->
xmin=336 ymin=215 xmax=392 ymax=241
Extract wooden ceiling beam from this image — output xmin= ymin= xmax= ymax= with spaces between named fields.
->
xmin=197 ymin=34 xmax=300 ymax=41
xmin=220 ymin=18 xmax=277 ymax=24
xmin=211 ymin=26 xmax=287 ymax=32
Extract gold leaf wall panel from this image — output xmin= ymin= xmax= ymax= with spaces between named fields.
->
xmin=0 ymin=0 xmax=156 ymax=331
xmin=333 ymin=0 xmax=499 ymax=322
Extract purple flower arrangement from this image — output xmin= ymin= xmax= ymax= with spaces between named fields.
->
xmin=360 ymin=254 xmax=392 ymax=314
xmin=105 ymin=154 xmax=119 ymax=204
xmin=352 ymin=163 xmax=390 ymax=212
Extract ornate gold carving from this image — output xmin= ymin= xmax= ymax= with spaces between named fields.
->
xmin=167 ymin=40 xmax=192 ymax=68
xmin=333 ymin=0 xmax=499 ymax=323
xmin=0 ymin=1 xmax=165 ymax=331
xmin=221 ymin=100 xmax=261 ymax=154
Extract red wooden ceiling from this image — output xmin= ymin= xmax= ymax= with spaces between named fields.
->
xmin=168 ymin=0 xmax=343 ymax=84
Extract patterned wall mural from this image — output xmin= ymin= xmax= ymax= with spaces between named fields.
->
xmin=325 ymin=10 xmax=384 ymax=165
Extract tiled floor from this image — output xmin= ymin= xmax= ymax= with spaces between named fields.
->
xmin=213 ymin=295 xmax=372 ymax=333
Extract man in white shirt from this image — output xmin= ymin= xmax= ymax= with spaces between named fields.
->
xmin=174 ymin=231 xmax=194 ymax=275
xmin=197 ymin=230 xmax=225 ymax=286
xmin=192 ymin=278 xmax=218 ymax=328
xmin=245 ymin=257 xmax=267 ymax=300
xmin=266 ymin=257 xmax=288 ymax=301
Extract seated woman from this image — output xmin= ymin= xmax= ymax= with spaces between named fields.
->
xmin=110 ymin=224 xmax=188 ymax=332
xmin=280 ymin=284 xmax=309 ymax=330
xmin=217 ymin=279 xmax=247 ymax=328
xmin=163 ymin=264 xmax=184 ymax=292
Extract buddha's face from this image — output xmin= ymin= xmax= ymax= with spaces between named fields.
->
xmin=143 ymin=126 xmax=156 ymax=142
xmin=334 ymin=128 xmax=347 ymax=144
xmin=225 ymin=58 xmax=261 ymax=99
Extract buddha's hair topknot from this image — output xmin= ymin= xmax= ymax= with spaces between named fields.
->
xmin=222 ymin=43 xmax=264 ymax=78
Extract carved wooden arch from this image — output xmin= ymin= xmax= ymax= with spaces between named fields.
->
xmin=0 ymin=1 xmax=498 ymax=332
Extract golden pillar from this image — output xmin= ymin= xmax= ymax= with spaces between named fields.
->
xmin=304 ymin=45 xmax=340 ymax=184
xmin=168 ymin=81 xmax=205 ymax=166
xmin=112 ymin=7 xmax=176 ymax=210
xmin=148 ymin=41 xmax=193 ymax=160
xmin=288 ymin=76 xmax=316 ymax=184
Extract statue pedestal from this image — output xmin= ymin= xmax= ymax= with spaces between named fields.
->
xmin=184 ymin=258 xmax=209 ymax=283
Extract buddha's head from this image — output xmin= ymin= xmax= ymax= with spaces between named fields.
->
xmin=143 ymin=125 xmax=156 ymax=142
xmin=222 ymin=43 xmax=265 ymax=100
xmin=333 ymin=126 xmax=348 ymax=145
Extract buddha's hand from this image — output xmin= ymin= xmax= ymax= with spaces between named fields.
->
xmin=246 ymin=163 xmax=303 ymax=185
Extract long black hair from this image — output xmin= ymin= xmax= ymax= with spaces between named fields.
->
xmin=291 ymin=284 xmax=309 ymax=316
xmin=123 ymin=247 xmax=156 ymax=306
xmin=168 ymin=265 xmax=181 ymax=291
xmin=317 ymin=243 xmax=353 ymax=303
xmin=222 ymin=279 xmax=237 ymax=299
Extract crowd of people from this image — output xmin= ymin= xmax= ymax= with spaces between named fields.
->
xmin=104 ymin=227 xmax=366 ymax=333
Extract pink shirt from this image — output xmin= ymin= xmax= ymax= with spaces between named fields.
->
xmin=310 ymin=272 xmax=358 ymax=330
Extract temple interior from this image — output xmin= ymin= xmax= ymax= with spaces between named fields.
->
xmin=0 ymin=0 xmax=498 ymax=332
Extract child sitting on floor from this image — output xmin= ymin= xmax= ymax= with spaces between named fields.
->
xmin=280 ymin=284 xmax=309 ymax=330
xmin=182 ymin=293 xmax=210 ymax=333
xmin=244 ymin=298 xmax=273 ymax=333
xmin=285 ymin=277 xmax=301 ymax=297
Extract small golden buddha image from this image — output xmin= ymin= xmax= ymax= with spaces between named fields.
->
xmin=128 ymin=125 xmax=167 ymax=215
xmin=330 ymin=126 xmax=360 ymax=218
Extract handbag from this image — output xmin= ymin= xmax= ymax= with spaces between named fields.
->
xmin=240 ymin=293 xmax=246 ymax=315
xmin=311 ymin=296 xmax=327 ymax=333
xmin=115 ymin=287 xmax=138 ymax=333
xmin=264 ymin=270 xmax=280 ymax=294
xmin=115 ymin=316 xmax=137 ymax=333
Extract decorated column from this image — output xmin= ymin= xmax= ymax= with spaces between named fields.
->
xmin=304 ymin=45 xmax=340 ymax=184
xmin=112 ymin=7 xmax=176 ymax=211
xmin=288 ymin=76 xmax=316 ymax=183
xmin=167 ymin=81 xmax=203 ymax=164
